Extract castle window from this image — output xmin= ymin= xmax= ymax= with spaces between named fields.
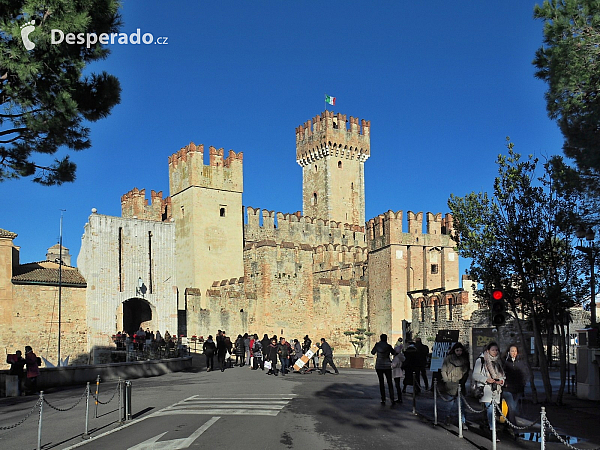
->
xmin=434 ymin=299 xmax=439 ymax=321
xmin=338 ymin=161 xmax=342 ymax=169
xmin=431 ymin=264 xmax=439 ymax=274
xmin=448 ymin=301 xmax=453 ymax=321
xmin=351 ymin=182 xmax=354 ymax=189
xmin=333 ymin=121 xmax=338 ymax=129
xmin=312 ymin=193 xmax=318 ymax=205
xmin=421 ymin=301 xmax=425 ymax=322
xmin=220 ymin=206 xmax=227 ymax=217
xmin=314 ymin=164 xmax=318 ymax=173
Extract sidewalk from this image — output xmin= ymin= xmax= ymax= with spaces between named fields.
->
xmin=411 ymin=369 xmax=600 ymax=449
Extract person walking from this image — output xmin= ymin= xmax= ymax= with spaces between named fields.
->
xmin=292 ymin=339 xmax=302 ymax=367
xmin=502 ymin=344 xmax=528 ymax=433
xmin=216 ymin=330 xmax=227 ymax=372
xmin=415 ymin=337 xmax=430 ymax=390
xmin=24 ymin=345 xmax=40 ymax=395
xmin=244 ymin=333 xmax=251 ymax=367
xmin=440 ymin=342 xmax=470 ymax=427
xmin=203 ymin=335 xmax=216 ymax=372
xmin=252 ymin=334 xmax=263 ymax=370
xmin=472 ymin=342 xmax=505 ymax=442
xmin=371 ymin=334 xmax=397 ymax=405
xmin=391 ymin=343 xmax=405 ymax=403
xmin=235 ymin=334 xmax=245 ymax=366
xmin=266 ymin=338 xmax=279 ymax=375
xmin=402 ymin=342 xmax=420 ymax=394
xmin=277 ymin=337 xmax=292 ymax=376
xmin=261 ymin=334 xmax=271 ymax=358
xmin=317 ymin=338 xmax=339 ymax=375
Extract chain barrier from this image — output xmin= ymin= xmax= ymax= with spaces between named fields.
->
xmin=544 ymin=415 xmax=600 ymax=450
xmin=43 ymin=386 xmax=88 ymax=412
xmin=434 ymin=384 xmax=456 ymax=402
xmin=460 ymin=395 xmax=486 ymax=413
xmin=90 ymin=382 xmax=119 ymax=405
xmin=491 ymin=398 xmax=540 ymax=430
xmin=0 ymin=398 xmax=42 ymax=432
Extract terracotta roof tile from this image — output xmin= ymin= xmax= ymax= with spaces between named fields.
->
xmin=12 ymin=261 xmax=86 ymax=287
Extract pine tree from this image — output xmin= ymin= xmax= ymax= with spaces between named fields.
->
xmin=0 ymin=0 xmax=122 ymax=185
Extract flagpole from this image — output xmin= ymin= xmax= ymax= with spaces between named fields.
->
xmin=58 ymin=210 xmax=65 ymax=367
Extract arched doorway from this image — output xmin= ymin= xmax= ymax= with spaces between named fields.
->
xmin=121 ymin=298 xmax=153 ymax=335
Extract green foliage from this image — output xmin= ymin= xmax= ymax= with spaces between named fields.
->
xmin=533 ymin=0 xmax=600 ymax=178
xmin=0 ymin=0 xmax=122 ymax=185
xmin=448 ymin=140 xmax=586 ymax=318
xmin=344 ymin=328 xmax=372 ymax=356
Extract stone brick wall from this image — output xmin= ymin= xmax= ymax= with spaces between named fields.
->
xmin=1 ymin=283 xmax=87 ymax=368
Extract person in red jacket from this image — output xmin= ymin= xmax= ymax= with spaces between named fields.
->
xmin=24 ymin=345 xmax=40 ymax=395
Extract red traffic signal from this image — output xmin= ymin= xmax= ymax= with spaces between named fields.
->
xmin=491 ymin=289 xmax=507 ymax=326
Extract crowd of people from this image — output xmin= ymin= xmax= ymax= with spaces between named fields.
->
xmin=113 ymin=328 xmax=179 ymax=353
xmin=371 ymin=335 xmax=529 ymax=442
xmin=201 ymin=331 xmax=339 ymax=376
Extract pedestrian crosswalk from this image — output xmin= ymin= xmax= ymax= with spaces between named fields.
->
xmin=151 ymin=394 xmax=297 ymax=417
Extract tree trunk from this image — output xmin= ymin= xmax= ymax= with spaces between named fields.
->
xmin=556 ymin=322 xmax=566 ymax=405
xmin=532 ymin=311 xmax=553 ymax=402
xmin=514 ymin=311 xmax=538 ymax=403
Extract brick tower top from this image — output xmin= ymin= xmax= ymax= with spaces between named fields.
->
xmin=295 ymin=111 xmax=370 ymax=167
xmin=168 ymin=142 xmax=243 ymax=196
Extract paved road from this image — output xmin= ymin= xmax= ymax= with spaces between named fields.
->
xmin=0 ymin=367 xmax=478 ymax=450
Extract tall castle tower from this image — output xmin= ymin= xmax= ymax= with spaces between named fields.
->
xmin=296 ymin=111 xmax=370 ymax=225
xmin=168 ymin=143 xmax=244 ymax=312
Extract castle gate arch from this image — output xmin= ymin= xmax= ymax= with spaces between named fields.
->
xmin=118 ymin=298 xmax=156 ymax=335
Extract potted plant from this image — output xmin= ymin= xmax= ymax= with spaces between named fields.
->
xmin=344 ymin=328 xmax=375 ymax=368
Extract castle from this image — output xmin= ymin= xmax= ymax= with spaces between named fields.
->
xmin=1 ymin=110 xmax=480 ymax=363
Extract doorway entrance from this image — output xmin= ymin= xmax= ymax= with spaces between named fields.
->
xmin=121 ymin=298 xmax=153 ymax=335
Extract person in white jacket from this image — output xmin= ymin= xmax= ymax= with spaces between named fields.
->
xmin=472 ymin=342 xmax=505 ymax=440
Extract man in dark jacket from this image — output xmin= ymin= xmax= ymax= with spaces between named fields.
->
xmin=203 ymin=335 xmax=216 ymax=372
xmin=277 ymin=337 xmax=292 ymax=376
xmin=414 ymin=337 xmax=430 ymax=390
xmin=317 ymin=338 xmax=339 ymax=375
xmin=266 ymin=338 xmax=279 ymax=375
xmin=503 ymin=344 xmax=529 ymax=428
xmin=216 ymin=330 xmax=227 ymax=372
xmin=371 ymin=334 xmax=397 ymax=405
xmin=402 ymin=342 xmax=421 ymax=393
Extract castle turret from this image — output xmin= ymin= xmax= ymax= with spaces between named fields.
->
xmin=168 ymin=142 xmax=244 ymax=318
xmin=296 ymin=111 xmax=370 ymax=225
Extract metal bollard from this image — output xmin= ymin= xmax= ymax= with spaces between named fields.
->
xmin=83 ymin=383 xmax=90 ymax=439
xmin=119 ymin=378 xmax=125 ymax=423
xmin=37 ymin=391 xmax=43 ymax=450
xmin=412 ymin=372 xmax=417 ymax=415
xmin=125 ymin=380 xmax=132 ymax=420
xmin=94 ymin=375 xmax=101 ymax=418
xmin=433 ymin=378 xmax=438 ymax=425
xmin=491 ymin=398 xmax=497 ymax=450
xmin=541 ymin=406 xmax=546 ymax=450
xmin=457 ymin=388 xmax=463 ymax=438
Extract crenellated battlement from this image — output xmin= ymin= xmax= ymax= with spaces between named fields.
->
xmin=168 ymin=141 xmax=243 ymax=196
xmin=367 ymin=210 xmax=456 ymax=251
xmin=121 ymin=188 xmax=172 ymax=222
xmin=245 ymin=206 xmax=366 ymax=248
xmin=296 ymin=111 xmax=370 ymax=167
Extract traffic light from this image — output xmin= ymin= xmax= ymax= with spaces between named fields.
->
xmin=490 ymin=289 xmax=507 ymax=326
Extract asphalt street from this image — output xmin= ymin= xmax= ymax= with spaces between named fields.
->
xmin=1 ymin=366 xmax=478 ymax=450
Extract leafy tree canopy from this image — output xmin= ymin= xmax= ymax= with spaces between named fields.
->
xmin=0 ymin=0 xmax=122 ymax=185
xmin=533 ymin=0 xmax=600 ymax=178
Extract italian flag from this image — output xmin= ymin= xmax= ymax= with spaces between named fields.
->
xmin=325 ymin=94 xmax=336 ymax=105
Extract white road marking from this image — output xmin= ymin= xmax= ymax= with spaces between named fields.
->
xmin=127 ymin=416 xmax=219 ymax=450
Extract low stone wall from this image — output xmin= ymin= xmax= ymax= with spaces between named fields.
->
xmin=0 ymin=356 xmax=193 ymax=397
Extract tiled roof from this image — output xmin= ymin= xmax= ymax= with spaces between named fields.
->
xmin=12 ymin=261 xmax=86 ymax=287
xmin=0 ymin=228 xmax=17 ymax=239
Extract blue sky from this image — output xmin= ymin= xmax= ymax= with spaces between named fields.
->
xmin=3 ymin=1 xmax=564 ymax=273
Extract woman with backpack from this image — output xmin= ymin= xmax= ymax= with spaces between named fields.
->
xmin=472 ymin=342 xmax=505 ymax=441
